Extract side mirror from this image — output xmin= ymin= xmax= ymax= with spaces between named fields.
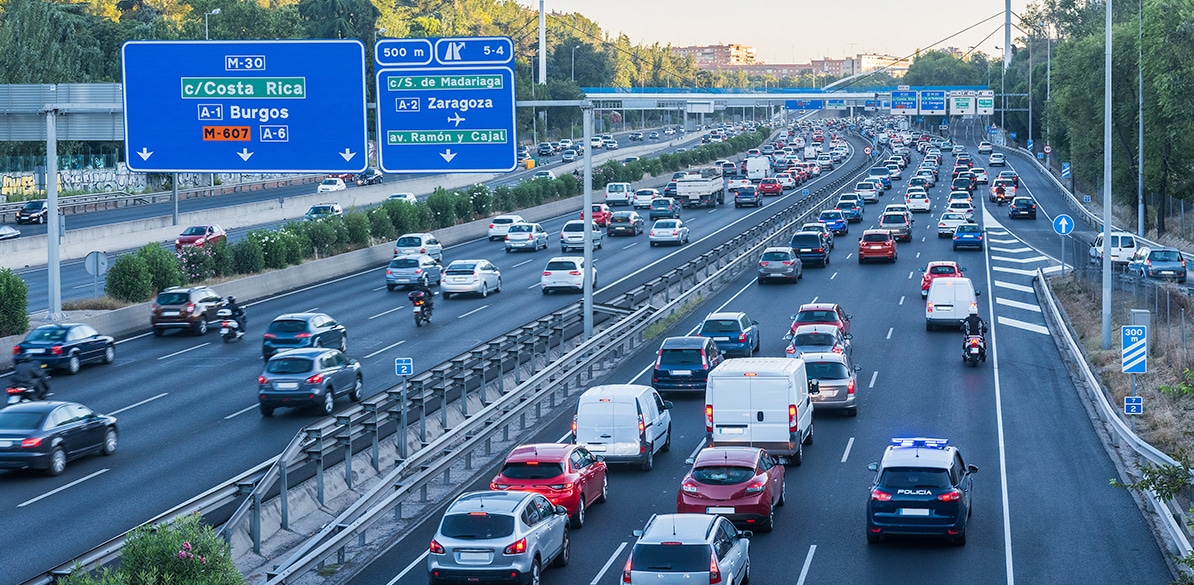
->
xmin=844 ymin=333 xmax=853 ymax=340
xmin=632 ymin=529 xmax=644 ymax=538
xmin=808 ymin=379 xmax=820 ymax=395
xmin=846 ymin=314 xmax=853 ymax=320
xmin=968 ymin=464 xmax=979 ymax=474
xmin=867 ymin=462 xmax=879 ymax=472
xmin=788 ymin=315 xmax=796 ymax=320
xmin=918 ymin=267 xmax=925 ymax=272
xmin=961 ymin=267 xmax=968 ymax=272
xmin=854 ymin=365 xmax=863 ymax=372
xmin=740 ymin=530 xmax=754 ymax=539
xmin=595 ymin=455 xmax=606 ymax=462
xmin=782 ymin=334 xmax=793 ymax=341
xmin=662 ymin=400 xmax=674 ymax=410
xmin=975 ymin=290 xmax=982 ymax=297
xmin=556 ymin=505 xmax=569 ymax=515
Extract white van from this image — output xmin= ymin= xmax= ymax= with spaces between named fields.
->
xmin=803 ymin=146 xmax=819 ymax=160
xmin=745 ymin=157 xmax=770 ymax=182
xmin=1089 ymin=231 xmax=1137 ymax=266
xmin=925 ymin=277 xmax=980 ymax=331
xmin=704 ymin=358 xmax=819 ymax=466
xmin=573 ymin=384 xmax=672 ymax=471
xmin=605 ymin=182 xmax=632 ymax=206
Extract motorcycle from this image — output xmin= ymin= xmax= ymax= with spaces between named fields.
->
xmin=6 ymin=368 xmax=49 ymax=404
xmin=963 ymin=335 xmax=985 ymax=367
xmin=217 ymin=308 xmax=245 ymax=343
xmin=409 ymin=290 xmax=433 ymax=327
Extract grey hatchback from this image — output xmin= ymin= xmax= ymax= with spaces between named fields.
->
xmin=757 ymin=247 xmax=803 ymax=283
xmin=262 ymin=313 xmax=347 ymax=360
xmin=803 ymin=352 xmax=862 ymax=416
xmin=257 ymin=348 xmax=363 ymax=416
xmin=429 ymin=490 xmax=571 ymax=585
xmin=385 ymin=254 xmax=443 ymax=291
xmin=1127 ymin=246 xmax=1188 ymax=283
xmin=624 ymin=514 xmax=751 ymax=585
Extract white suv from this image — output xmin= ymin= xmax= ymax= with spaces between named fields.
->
xmin=487 ymin=214 xmax=526 ymax=241
xmin=540 ymin=256 xmax=596 ymax=293
xmin=559 ymin=220 xmax=603 ymax=253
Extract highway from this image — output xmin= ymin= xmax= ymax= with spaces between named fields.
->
xmin=342 ymin=132 xmax=1173 ymax=585
xmin=0 ymin=125 xmax=854 ymax=582
xmin=8 ymin=126 xmax=668 ymax=314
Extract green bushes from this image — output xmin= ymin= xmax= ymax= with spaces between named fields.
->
xmin=232 ymin=237 xmax=265 ymax=274
xmin=105 ymin=254 xmax=153 ymax=302
xmin=136 ymin=244 xmax=181 ymax=293
xmin=345 ymin=210 xmax=372 ymax=247
xmin=0 ymin=268 xmax=29 ymax=336
xmin=62 ymin=513 xmax=244 ymax=585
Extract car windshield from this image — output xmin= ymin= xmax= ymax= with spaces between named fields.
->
xmin=794 ymin=333 xmax=836 ymax=347
xmin=652 ymin=200 xmax=670 ymax=208
xmin=862 ymin=233 xmax=890 ymax=243
xmin=156 ymin=292 xmax=190 ymax=305
xmin=806 ymin=361 xmax=850 ymax=379
xmin=309 ymin=206 xmax=334 ymax=214
xmin=500 ymin=461 xmax=565 ymax=479
xmin=930 ymin=266 xmax=958 ymax=275
xmin=956 ymin=225 xmax=981 ymax=233
xmin=266 ymin=357 xmax=313 ymax=375
xmin=660 ymin=348 xmax=703 ymax=366
xmin=761 ymin=251 xmax=791 ymax=262
xmin=507 ymin=225 xmax=532 ymax=233
xmin=1151 ymin=250 xmax=1183 ymax=262
xmin=881 ymin=214 xmax=906 ymax=224
xmin=878 ymin=467 xmax=952 ymax=489
xmin=446 ymin=263 xmax=477 ymax=274
xmin=267 ymin=320 xmax=308 ymax=334
xmin=181 ymin=226 xmax=207 ymax=236
xmin=319 ymin=180 xmax=337 ymax=186
xmin=630 ymin=544 xmax=711 ymax=572
xmin=439 ymin=513 xmax=516 ymax=540
xmin=25 ymin=328 xmax=67 ymax=342
xmin=795 ymin=310 xmax=836 ymax=324
xmin=389 ymin=258 xmax=420 ymax=269
xmin=395 ymin=236 xmax=423 ymax=247
xmin=22 ymin=201 xmax=44 ymax=210
xmin=546 ymin=261 xmax=577 ymax=271
xmin=701 ymin=320 xmax=742 ymax=334
xmin=691 ymin=465 xmax=755 ymax=485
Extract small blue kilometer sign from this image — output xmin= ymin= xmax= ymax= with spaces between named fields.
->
xmin=1121 ymin=326 xmax=1148 ymax=374
xmin=802 ymin=188 xmax=810 ymax=196
xmin=1125 ymin=396 xmax=1143 ymax=415
xmin=395 ymin=357 xmax=414 ymax=376
xmin=375 ymin=36 xmax=517 ymax=174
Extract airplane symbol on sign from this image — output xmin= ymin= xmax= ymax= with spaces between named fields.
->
xmin=443 ymin=41 xmax=466 ymax=61
xmin=447 ymin=113 xmax=465 ymax=127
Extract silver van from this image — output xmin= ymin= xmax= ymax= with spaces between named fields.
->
xmin=925 ymin=277 xmax=980 ymax=330
xmin=573 ymin=384 xmax=672 ymax=471
xmin=705 ymin=358 xmax=818 ymax=465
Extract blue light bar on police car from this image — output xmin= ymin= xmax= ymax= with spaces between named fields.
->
xmin=890 ymin=437 xmax=949 ymax=448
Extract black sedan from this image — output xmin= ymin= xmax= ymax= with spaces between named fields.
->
xmin=356 ymin=168 xmax=384 ymax=186
xmin=0 ymin=401 xmax=118 ymax=476
xmin=14 ymin=324 xmax=115 ymax=375
xmin=1008 ymin=197 xmax=1038 ymax=219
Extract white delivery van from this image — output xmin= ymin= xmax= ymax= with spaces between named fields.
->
xmin=745 ymin=157 xmax=770 ymax=182
xmin=925 ymin=277 xmax=980 ymax=331
xmin=803 ymin=146 xmax=819 ymax=160
xmin=605 ymin=182 xmax=632 ymax=206
xmin=573 ymin=384 xmax=672 ymax=471
xmin=1089 ymin=231 xmax=1137 ymax=266
xmin=704 ymin=358 xmax=819 ymax=466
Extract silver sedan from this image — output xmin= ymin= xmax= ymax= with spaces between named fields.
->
xmin=441 ymin=259 xmax=502 ymax=299
xmin=648 ymin=219 xmax=690 ymax=247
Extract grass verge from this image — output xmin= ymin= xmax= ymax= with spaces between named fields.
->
xmin=644 ymin=295 xmax=705 ymax=339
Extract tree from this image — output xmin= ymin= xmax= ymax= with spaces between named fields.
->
xmin=297 ymin=0 xmax=378 ymax=40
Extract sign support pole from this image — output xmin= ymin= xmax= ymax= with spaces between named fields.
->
xmin=582 ymin=104 xmax=594 ymax=340
xmin=399 ymin=376 xmax=408 ymax=459
xmin=172 ymin=173 xmax=179 ymax=226
xmin=45 ymin=109 xmax=63 ymax=322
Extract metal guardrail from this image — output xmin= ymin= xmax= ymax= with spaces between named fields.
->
xmin=1035 ymin=267 xmax=1194 ymax=558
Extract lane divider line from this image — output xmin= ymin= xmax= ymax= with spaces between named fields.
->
xmin=591 ymin=542 xmax=628 ymax=585
xmin=886 ymin=327 xmax=893 ymax=340
xmin=795 ymin=544 xmax=817 ymax=585
xmin=18 ymin=468 xmax=109 ymax=508
xmin=109 ymin=392 xmax=168 ymax=416
xmin=841 ymin=437 xmax=855 ymax=463
xmin=224 ymin=404 xmax=258 ymax=420
xmin=365 ymin=339 xmax=407 ymax=360
xmin=868 ymin=370 xmax=878 ymax=389
xmin=368 ymin=306 xmax=406 ymax=320
xmin=385 ymin=550 xmax=430 ymax=585
xmin=457 ymin=304 xmax=491 ymax=319
xmin=157 ymin=342 xmax=210 ymax=361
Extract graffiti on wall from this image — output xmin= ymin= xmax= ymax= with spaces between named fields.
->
xmin=1 ymin=165 xmax=303 ymax=198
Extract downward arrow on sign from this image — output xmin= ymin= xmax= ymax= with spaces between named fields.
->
xmin=236 ymin=148 xmax=254 ymax=161
xmin=440 ymin=149 xmax=457 ymax=163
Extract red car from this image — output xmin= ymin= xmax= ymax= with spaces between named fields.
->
xmin=489 ymin=443 xmax=608 ymax=528
xmin=174 ymin=224 xmax=226 ymax=253
xmin=788 ymin=302 xmax=852 ymax=337
xmin=858 ymin=229 xmax=897 ymax=263
xmin=676 ymin=446 xmax=786 ymax=531
xmin=920 ymin=261 xmax=966 ymax=298
xmin=758 ymin=178 xmax=783 ymax=195
xmin=581 ymin=203 xmax=613 ymax=227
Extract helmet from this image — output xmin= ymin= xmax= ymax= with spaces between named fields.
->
xmin=227 ymin=296 xmax=236 ymax=304
xmin=969 ymin=306 xmax=979 ymax=316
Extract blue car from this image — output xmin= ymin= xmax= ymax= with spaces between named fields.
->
xmin=698 ymin=312 xmax=760 ymax=357
xmin=952 ymin=223 xmax=985 ymax=250
xmin=818 ymin=210 xmax=849 ymax=236
xmin=835 ymin=201 xmax=864 ymax=223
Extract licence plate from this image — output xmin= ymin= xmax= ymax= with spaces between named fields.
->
xmin=970 ymin=347 xmax=980 ymax=354
xmin=714 ymin=337 xmax=730 ymax=342
xmin=1162 ymin=271 xmax=1175 ymax=275
xmin=587 ymin=444 xmax=606 ymax=452
xmin=899 ymin=508 xmax=931 ymax=516
xmin=26 ymin=348 xmax=44 ymax=354
xmin=718 ymin=427 xmax=745 ymax=435
xmin=672 ymin=370 xmax=692 ymax=376
xmin=870 ymin=246 xmax=883 ymax=250
xmin=0 ymin=440 xmax=10 ymax=447
xmin=275 ymin=382 xmax=299 ymax=390
xmin=458 ymin=552 xmax=489 ymax=562
xmin=162 ymin=311 xmax=180 ymax=316
xmin=707 ymin=507 xmax=735 ymax=514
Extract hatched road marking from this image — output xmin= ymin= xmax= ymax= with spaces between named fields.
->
xmin=997 ymin=315 xmax=1050 ymax=335
xmin=996 ymin=298 xmax=1042 ymax=313
xmin=993 ymin=280 xmax=1034 ymax=293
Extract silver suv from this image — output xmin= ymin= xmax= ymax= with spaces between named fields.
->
xmin=624 ymin=514 xmax=751 ymax=585
xmin=560 ymin=220 xmax=603 ymax=253
xmin=428 ymin=491 xmax=570 ymax=585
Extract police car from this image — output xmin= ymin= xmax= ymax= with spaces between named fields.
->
xmin=866 ymin=438 xmax=978 ymax=545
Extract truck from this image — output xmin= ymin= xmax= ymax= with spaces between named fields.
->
xmin=675 ymin=176 xmax=724 ymax=208
xmin=745 ymin=157 xmax=770 ymax=182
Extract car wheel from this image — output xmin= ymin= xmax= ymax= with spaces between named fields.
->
xmin=777 ymin=479 xmax=786 ymax=506
xmin=152 ymin=328 xmax=163 ymax=337
xmin=46 ymin=446 xmax=66 ymax=476
xmin=597 ymin=474 xmax=608 ymax=503
xmin=443 ymin=292 xmax=453 ymax=300
xmin=639 ymin=444 xmax=654 ymax=471
xmin=349 ymin=376 xmax=363 ymax=402
xmin=571 ymin=498 xmax=586 ymax=529
xmin=953 ymin=530 xmax=967 ymax=546
xmin=496 ymin=278 xmax=502 ymax=293
xmin=650 ymin=241 xmax=656 ymax=247
xmin=553 ymin=529 xmax=570 ymax=568
xmin=313 ymin=338 xmax=323 ymax=348
xmin=761 ymin=504 xmax=775 ymax=532
xmin=741 ymin=557 xmax=751 ymax=585
xmin=661 ymin=425 xmax=672 ymax=452
xmin=338 ymin=335 xmax=347 ymax=353
xmin=804 ymin=422 xmax=815 ymax=445
xmin=66 ymin=353 xmax=81 ymax=375
xmin=321 ymin=390 xmax=335 ymax=415
xmin=195 ymin=319 xmax=209 ymax=335
xmin=481 ymin=283 xmax=489 ymax=298
xmin=101 ymin=344 xmax=115 ymax=365
xmin=867 ymin=531 xmax=881 ymax=544
xmin=259 ymin=403 xmax=274 ymax=417
xmin=848 ymin=407 xmax=859 ymax=417
xmin=790 ymin=439 xmax=803 ymax=466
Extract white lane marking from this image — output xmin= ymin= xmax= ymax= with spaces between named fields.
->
xmin=886 ymin=327 xmax=893 ymax=340
xmin=907 ymin=271 xmax=914 ymax=279
xmin=990 ymin=246 xmax=1033 ymax=253
xmin=991 ymin=266 xmax=1037 ymax=277
xmin=830 ymin=272 xmax=838 ymax=280
xmin=157 ymin=342 xmax=210 ymax=360
xmin=795 ymin=544 xmax=817 ymax=585
xmin=18 ymin=469 xmax=109 ymax=508
xmin=685 ymin=438 xmax=707 ymax=464
xmin=304 ymin=307 xmax=319 ymax=313
xmin=845 ymin=253 xmax=852 ymax=260
xmin=921 ymin=236 xmax=926 ymax=242
xmin=1042 ymin=265 xmax=1064 ymax=274
xmin=990 ymin=255 xmax=1049 ymax=264
xmin=915 ymin=251 xmax=921 ymax=259
xmin=527 ymin=283 xmax=541 ymax=289
xmin=841 ymin=437 xmax=855 ymax=463
xmin=997 ymin=316 xmax=1050 ymax=335
xmin=115 ymin=332 xmax=152 ymax=345
xmin=988 ymin=238 xmax=1020 ymax=244
xmin=993 ymin=280 xmax=1034 ymax=293
xmin=365 ymin=339 xmax=407 ymax=359
xmin=899 ymin=295 xmax=905 ymax=305
xmin=512 ymin=259 xmax=535 ymax=268
xmin=108 ymin=392 xmax=168 ymax=416
xmin=557 ymin=431 xmax=572 ymax=444
xmin=868 ymin=370 xmax=878 ymax=389
xmin=371 ymin=285 xmax=386 ymax=292
xmin=996 ymin=298 xmax=1042 ymax=313
xmin=224 ymin=404 xmax=258 ymax=420
xmin=708 ymin=208 xmax=718 ymax=214
xmin=591 ymin=542 xmax=629 ymax=585
xmin=368 ymin=306 xmax=405 ymax=320
xmin=385 ymin=550 xmax=430 ymax=585
xmin=986 ymin=229 xmax=1009 ymax=235
xmin=980 ymin=225 xmax=1016 ymax=585
xmin=457 ymin=304 xmax=490 ymax=319
xmin=810 ymin=296 xmax=818 ymax=303
xmin=622 ymin=242 xmax=638 ymax=250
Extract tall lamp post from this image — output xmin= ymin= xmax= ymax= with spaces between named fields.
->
xmin=204 ymin=8 xmax=220 ymax=40
xmin=571 ymin=45 xmax=580 ymax=82
xmin=995 ymin=46 xmax=1006 ymax=134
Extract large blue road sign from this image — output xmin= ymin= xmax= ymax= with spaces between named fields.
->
xmin=919 ymin=91 xmax=946 ymax=115
xmin=1121 ymin=326 xmax=1148 ymax=374
xmin=785 ymin=99 xmax=824 ymax=110
xmin=375 ymin=36 xmax=517 ymax=174
xmin=122 ymin=41 xmax=368 ymax=173
xmin=890 ymin=91 xmax=918 ymax=115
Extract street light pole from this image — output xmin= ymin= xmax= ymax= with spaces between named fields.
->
xmin=204 ymin=8 xmax=220 ymax=40
xmin=571 ymin=45 xmax=580 ymax=82
xmin=1137 ymin=0 xmax=1145 ymax=236
xmin=1101 ymin=0 xmax=1114 ymax=350
xmin=1045 ymin=22 xmax=1052 ymax=168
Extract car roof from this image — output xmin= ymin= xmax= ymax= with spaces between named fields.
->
xmin=862 ymin=229 xmax=892 ymax=236
xmin=639 ymin=514 xmax=717 ymax=543
xmin=798 ymin=303 xmax=840 ymax=313
xmin=800 ymin=351 xmax=849 ymax=364
xmin=762 ymin=246 xmax=794 ymax=254
xmin=267 ymin=348 xmax=328 ymax=359
xmin=692 ymin=446 xmax=762 ymax=467
xmin=273 ymin=313 xmax=323 ymax=321
xmin=31 ymin=323 xmax=84 ymax=330
xmin=793 ymin=324 xmax=841 ymax=335
xmin=448 ymin=490 xmax=532 ymax=515
xmin=580 ymin=384 xmax=653 ymax=399
xmin=397 ymin=232 xmax=432 ymax=238
xmin=705 ymin=311 xmax=746 ymax=321
xmin=881 ymin=442 xmax=956 ymax=468
xmin=0 ymin=400 xmax=78 ymax=414
xmin=660 ymin=336 xmax=711 ymax=349
xmin=504 ymin=443 xmax=573 ymax=463
xmin=927 ymin=260 xmax=960 ymax=268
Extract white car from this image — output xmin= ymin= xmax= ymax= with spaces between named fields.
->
xmin=387 ymin=192 xmax=417 ymax=204
xmin=978 ymin=141 xmax=993 ymax=154
xmin=634 ymin=188 xmax=660 ymax=209
xmin=393 ymin=232 xmax=443 ymax=261
xmin=504 ymin=222 xmax=549 ymax=252
xmin=487 ymin=214 xmax=526 ymax=241
xmin=559 ymin=138 xmax=573 ymax=149
xmin=590 ymin=136 xmax=604 ymax=149
xmin=776 ymin=173 xmax=797 ymax=189
xmin=854 ymin=182 xmax=879 ymax=203
xmin=885 ymin=164 xmax=902 ymax=180
xmin=441 ymin=259 xmax=502 ymax=298
xmin=937 ymin=212 xmax=970 ymax=237
xmin=648 ymin=219 xmax=690 ymax=247
xmin=533 ymin=170 xmax=556 ymax=180
xmin=948 ymin=190 xmax=973 ymax=205
xmin=559 ymin=220 xmax=603 ymax=252
xmin=971 ymin=167 xmax=989 ymax=184
xmin=989 ymin=153 xmax=1006 ymax=167
xmin=946 ymin=200 xmax=976 ymax=221
xmin=906 ymin=191 xmax=933 ymax=213
xmin=914 ymin=169 xmax=936 ymax=187
xmin=540 ymin=256 xmax=596 ymax=294
xmin=603 ymin=139 xmax=619 ymax=150
xmin=883 ymin=204 xmax=912 ymax=222
xmin=317 ymin=178 xmax=346 ymax=193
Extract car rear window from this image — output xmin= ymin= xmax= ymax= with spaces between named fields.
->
xmin=795 ymin=310 xmax=835 ymax=323
xmin=266 ymin=357 xmax=314 ymax=375
xmin=389 ymin=258 xmax=420 ymax=269
xmin=761 ymin=251 xmax=791 ymax=262
xmin=794 ymin=333 xmax=835 ymax=347
xmin=956 ymin=224 xmax=981 ymax=233
xmin=439 ymin=513 xmax=515 ymax=540
xmin=562 ymin=223 xmax=585 ymax=232
xmin=878 ymin=467 xmax=952 ymax=489
xmin=492 ymin=217 xmax=515 ymax=225
xmin=652 ymin=200 xmax=670 ymax=208
xmin=546 ymin=261 xmax=577 ymax=271
xmin=701 ymin=320 xmax=741 ymax=334
xmin=1151 ymin=250 xmax=1183 ymax=262
xmin=611 ymin=214 xmax=632 ymax=223
xmin=500 ymin=461 xmax=565 ymax=479
xmin=881 ymin=214 xmax=906 ymax=224
xmin=630 ymin=544 xmax=711 ymax=572
xmin=655 ymin=220 xmax=678 ymax=229
xmin=0 ymin=411 xmax=46 ymax=430
xmin=806 ymin=361 xmax=850 ymax=379
xmin=930 ymin=266 xmax=957 ymax=275
xmin=862 ymin=233 xmax=890 ymax=243
xmin=789 ymin=234 xmax=821 ymax=248
xmin=507 ymin=224 xmax=532 ymax=233
xmin=156 ymin=292 xmax=190 ymax=305
xmin=446 ymin=263 xmax=476 ymax=275
xmin=25 ymin=328 xmax=67 ymax=342
xmin=659 ymin=348 xmax=702 ymax=366
xmin=395 ymin=236 xmax=422 ymax=247
xmin=267 ymin=319 xmax=308 ymax=334
xmin=691 ymin=466 xmax=755 ymax=485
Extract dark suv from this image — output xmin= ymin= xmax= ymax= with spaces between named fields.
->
xmin=262 ymin=313 xmax=347 ymax=360
xmin=652 ymin=336 xmax=724 ymax=392
xmin=15 ymin=200 xmax=48 ymax=224
xmin=257 ymin=348 xmax=363 ymax=416
xmin=151 ymin=286 xmax=225 ymax=336
xmin=790 ymin=231 xmax=830 ymax=267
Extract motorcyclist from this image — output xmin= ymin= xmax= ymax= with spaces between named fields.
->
xmin=225 ymin=296 xmax=246 ymax=331
xmin=960 ymin=306 xmax=988 ymax=359
xmin=11 ymin=352 xmax=48 ymax=400
xmin=408 ymin=281 xmax=435 ymax=312
xmin=994 ymin=184 xmax=1006 ymax=203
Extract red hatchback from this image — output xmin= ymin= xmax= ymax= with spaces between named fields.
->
xmin=920 ymin=261 xmax=966 ymax=298
xmin=581 ymin=203 xmax=613 ymax=227
xmin=757 ymin=178 xmax=783 ymax=195
xmin=676 ymin=446 xmax=786 ymax=531
xmin=788 ymin=302 xmax=852 ymax=337
xmin=175 ymin=224 xmax=226 ymax=252
xmin=489 ymin=443 xmax=608 ymax=528
xmin=857 ymin=229 xmax=897 ymax=263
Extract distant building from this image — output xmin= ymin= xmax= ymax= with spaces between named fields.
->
xmin=713 ymin=63 xmax=812 ymax=77
xmin=854 ymin=53 xmax=909 ymax=77
xmin=671 ymin=44 xmax=757 ymax=67
xmin=811 ymin=58 xmax=854 ymax=77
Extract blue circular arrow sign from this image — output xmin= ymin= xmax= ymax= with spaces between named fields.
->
xmin=1053 ymin=214 xmax=1075 ymax=235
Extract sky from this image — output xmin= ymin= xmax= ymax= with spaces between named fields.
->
xmin=515 ymin=0 xmax=1032 ymax=64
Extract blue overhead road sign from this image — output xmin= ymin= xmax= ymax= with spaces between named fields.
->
xmin=785 ymin=99 xmax=824 ymax=110
xmin=375 ymin=36 xmax=517 ymax=174
xmin=1121 ymin=326 xmax=1148 ymax=374
xmin=122 ymin=40 xmax=368 ymax=173
xmin=890 ymin=91 xmax=918 ymax=114
xmin=1053 ymin=214 xmax=1074 ymax=235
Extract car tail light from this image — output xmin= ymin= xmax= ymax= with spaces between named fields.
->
xmin=7 ymin=387 xmax=21 ymax=395
xmin=21 ymin=437 xmax=42 ymax=448
xmin=700 ymin=348 xmax=709 ymax=369
xmin=705 ymin=405 xmax=713 ymax=433
xmin=488 ymin=223 xmax=495 ymax=229
xmin=184 ymin=302 xmax=195 ymax=314
xmin=926 ymin=302 xmax=934 ymax=313
xmin=294 ymin=332 xmax=312 ymax=339
xmin=937 ymin=489 xmax=962 ymax=502
xmin=413 ymin=268 xmax=423 ymax=275
xmin=847 ymin=378 xmax=856 ymax=395
xmin=744 ymin=481 xmax=766 ymax=494
xmin=814 ymin=247 xmax=824 ymax=253
xmin=420 ymin=247 xmax=426 ymax=253
xmin=832 ymin=345 xmax=843 ymax=354
xmin=429 ymin=539 xmax=445 ymax=554
xmin=51 ymin=345 xmax=63 ymax=356
xmin=649 ymin=231 xmax=655 ymax=237
xmin=623 ymin=556 xmax=633 ymax=583
xmin=571 ymin=414 xmax=577 ymax=439
xmin=263 ymin=333 xmax=277 ymax=339
xmin=638 ymin=414 xmax=646 ymax=437
xmin=569 ymin=271 xmax=581 ymax=276
xmin=385 ymin=270 xmax=393 ymax=275
xmin=737 ymin=333 xmax=747 ymax=343
xmin=708 ymin=551 xmax=722 ymax=584
xmin=504 ymin=538 xmax=527 ymax=555
xmin=681 ymin=481 xmax=699 ymax=494
xmin=11 ymin=346 xmax=19 ymax=356
xmin=151 ymin=303 xmax=160 ymax=313
xmin=543 ymin=271 xmax=552 ymax=276
xmin=788 ymin=404 xmax=797 ymax=432
xmin=257 ymin=376 xmax=267 ymax=384
xmin=871 ymin=489 xmax=893 ymax=501
xmin=782 ymin=261 xmax=793 ymax=266
xmin=306 ymin=373 xmax=324 ymax=384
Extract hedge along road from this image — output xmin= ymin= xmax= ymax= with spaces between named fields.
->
xmin=11 ymin=125 xmax=692 ymax=315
